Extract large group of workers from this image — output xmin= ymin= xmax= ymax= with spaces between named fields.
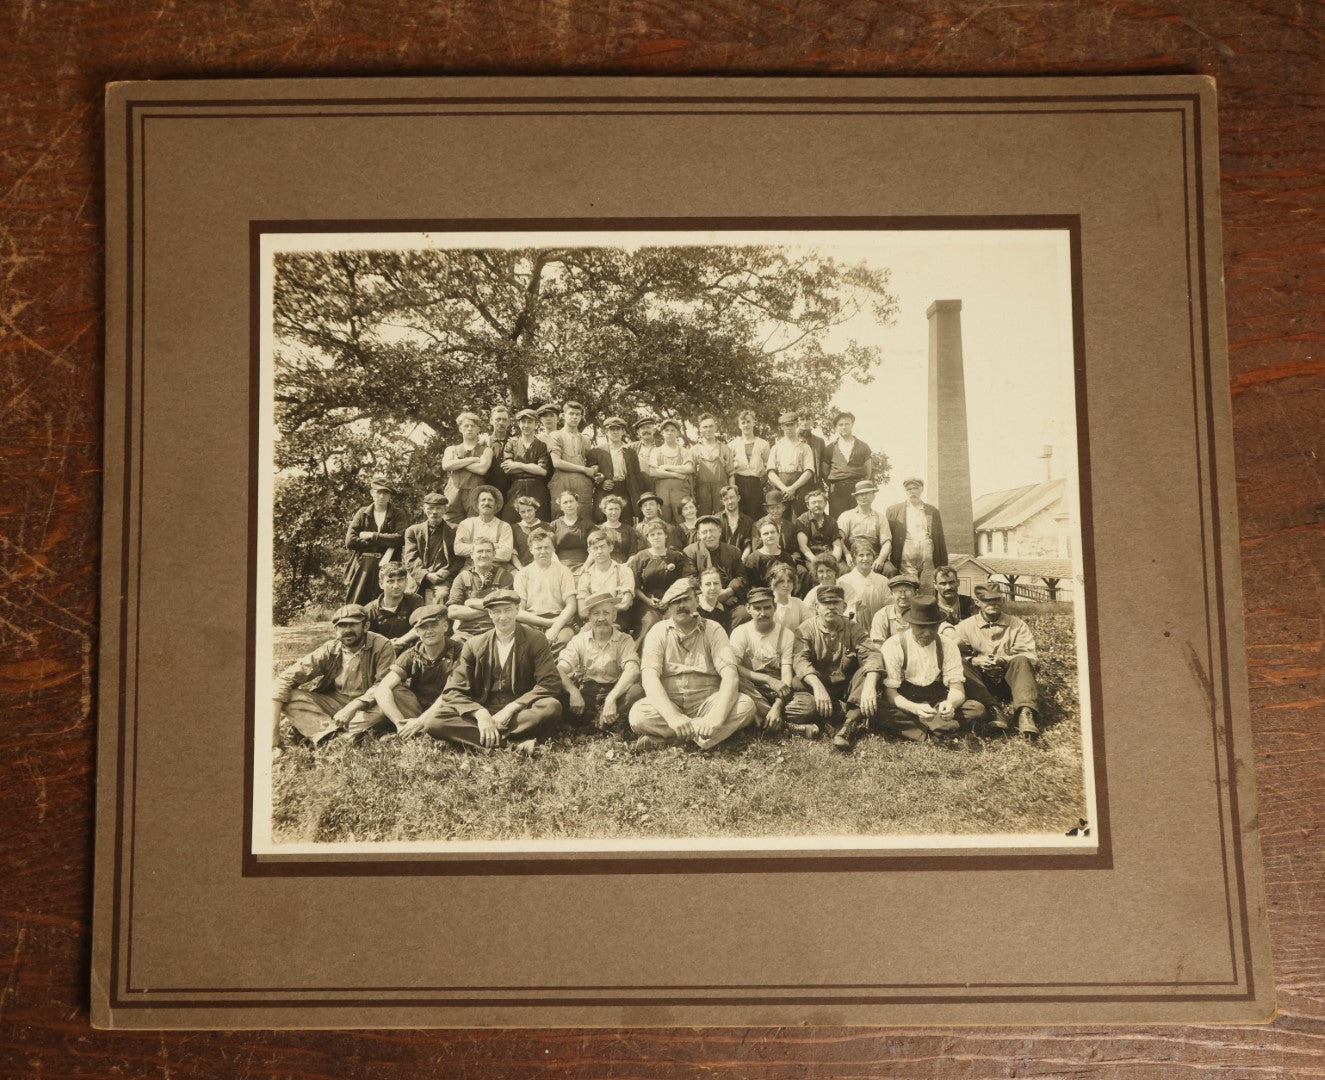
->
xmin=273 ymin=400 xmax=1045 ymax=760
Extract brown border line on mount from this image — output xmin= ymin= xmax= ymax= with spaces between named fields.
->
xmin=107 ymin=90 xmax=1255 ymax=1010
xmin=243 ymin=213 xmax=1107 ymax=878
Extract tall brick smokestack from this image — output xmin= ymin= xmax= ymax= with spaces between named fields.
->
xmin=927 ymin=300 xmax=975 ymax=556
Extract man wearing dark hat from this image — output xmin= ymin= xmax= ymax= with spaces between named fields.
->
xmin=873 ymin=593 xmax=985 ymax=742
xmin=441 ymin=410 xmax=494 ymax=527
xmin=589 ymin=415 xmax=645 ymax=523
xmin=343 ymin=474 xmax=411 ymax=605
xmin=633 ymin=491 xmax=686 ymax=550
xmin=455 ymin=485 xmax=515 ymax=568
xmin=753 ymin=488 xmax=800 ymax=557
xmin=371 ymin=604 xmax=464 ymax=740
xmin=557 ymin=589 xmax=644 ymax=733
xmin=439 ymin=588 xmax=563 ymax=750
xmin=404 ymin=492 xmax=463 ymax=605
xmin=884 ymin=476 xmax=948 ymax=588
xmin=363 ymin=560 xmax=426 ymax=650
xmin=820 ymin=410 xmax=875 ymax=519
xmin=784 ymin=585 xmax=881 ymax=748
xmin=271 ymin=604 xmax=396 ymax=755
xmin=955 ymin=584 xmax=1042 ymax=738
xmin=729 ymin=586 xmax=806 ymax=735
xmin=766 ymin=410 xmax=817 ymax=515
xmin=869 ymin=573 xmax=921 ymax=644
xmin=501 ymin=407 xmax=553 ymax=522
xmin=835 ymin=480 xmax=889 ymax=574
xmin=683 ymin=514 xmax=748 ymax=629
xmin=630 ymin=415 xmax=660 ymax=495
xmin=645 ymin=416 xmax=695 ymax=524
xmin=629 ymin=578 xmax=755 ymax=751
xmin=546 ymin=399 xmax=600 ymax=517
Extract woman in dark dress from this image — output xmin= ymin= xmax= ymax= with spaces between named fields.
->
xmin=344 ymin=475 xmax=412 ymax=605
xmin=551 ymin=489 xmax=592 ymax=572
xmin=627 ymin=518 xmax=696 ymax=644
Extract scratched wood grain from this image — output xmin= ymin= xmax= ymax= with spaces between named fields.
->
xmin=1 ymin=1 xmax=1322 ymax=1075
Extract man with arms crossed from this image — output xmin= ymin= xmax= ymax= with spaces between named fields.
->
xmin=628 ymin=578 xmax=756 ymax=751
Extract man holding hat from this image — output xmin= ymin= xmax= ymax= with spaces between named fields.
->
xmin=557 ymin=590 xmax=644 ymax=733
xmin=271 ymin=604 xmax=396 ymax=754
xmin=874 ymin=593 xmax=985 ymax=742
xmin=884 ymin=476 xmax=948 ymax=588
xmin=683 ymin=514 xmax=748 ymax=628
xmin=821 ymin=411 xmax=875 ymax=519
xmin=500 ymin=407 xmax=552 ymax=522
xmin=403 ymin=492 xmax=463 ymax=605
xmin=455 ymin=485 xmax=515 ymax=568
xmin=766 ymin=410 xmax=817 ymax=515
xmin=836 ymin=480 xmax=890 ymax=574
xmin=589 ymin=415 xmax=645 ymax=523
xmin=785 ymin=585 xmax=882 ymax=748
xmin=343 ymin=474 xmax=411 ymax=605
xmin=371 ymin=604 xmax=465 ymax=740
xmin=439 ymin=588 xmax=563 ymax=750
xmin=629 ymin=578 xmax=755 ymax=751
xmin=546 ymin=399 xmax=600 ymax=516
xmin=729 ymin=586 xmax=805 ymax=735
xmin=869 ymin=572 xmax=921 ymax=644
xmin=441 ymin=410 xmax=494 ymax=527
xmin=955 ymin=584 xmax=1042 ymax=738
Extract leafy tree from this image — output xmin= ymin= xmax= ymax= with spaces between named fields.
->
xmin=270 ymin=244 xmax=898 ymax=620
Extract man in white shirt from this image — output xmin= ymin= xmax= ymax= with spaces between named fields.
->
xmin=839 ymin=538 xmax=891 ymax=629
xmin=557 ymin=590 xmax=644 ymax=733
xmin=628 ymin=578 xmax=755 ymax=751
xmin=869 ymin=573 xmax=920 ymax=645
xmin=729 ymin=587 xmax=810 ymax=736
xmin=955 ymin=583 xmax=1042 ymax=738
xmin=875 ymin=594 xmax=986 ymax=742
xmin=454 ymin=485 xmax=515 ymax=568
xmin=766 ymin=409 xmax=816 ymax=515
xmin=883 ymin=476 xmax=948 ymax=588
xmin=512 ymin=529 xmax=577 ymax=651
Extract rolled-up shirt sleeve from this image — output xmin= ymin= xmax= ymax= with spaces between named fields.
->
xmin=273 ymin=640 xmax=336 ymax=703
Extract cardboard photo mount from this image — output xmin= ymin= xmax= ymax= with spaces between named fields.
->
xmin=95 ymin=75 xmax=1273 ymax=1028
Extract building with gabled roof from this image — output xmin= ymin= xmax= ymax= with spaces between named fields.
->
xmin=973 ymin=475 xmax=1071 ymax=562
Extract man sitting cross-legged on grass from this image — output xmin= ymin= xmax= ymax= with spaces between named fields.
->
xmin=628 ymin=578 xmax=756 ymax=752
xmin=270 ymin=604 xmax=395 ymax=757
xmin=869 ymin=573 xmax=921 ymax=644
xmin=512 ymin=528 xmax=578 ymax=653
xmin=785 ymin=585 xmax=882 ymax=750
xmin=955 ymin=583 xmax=1043 ymax=739
xmin=729 ymin=586 xmax=813 ymax=737
xmin=874 ymin=593 xmax=986 ymax=742
xmin=446 ymin=536 xmax=515 ymax=643
xmin=439 ymin=589 xmax=563 ymax=752
xmin=556 ymin=590 xmax=644 ymax=735
xmin=370 ymin=604 xmax=471 ymax=741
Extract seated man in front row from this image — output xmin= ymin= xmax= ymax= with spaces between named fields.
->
xmin=784 ymin=585 xmax=881 ymax=750
xmin=270 ymin=604 xmax=395 ymax=755
xmin=955 ymin=583 xmax=1043 ymax=739
xmin=557 ymin=590 xmax=644 ymax=734
xmin=628 ymin=578 xmax=756 ymax=751
xmin=875 ymin=593 xmax=986 ymax=742
xmin=371 ymin=604 xmax=464 ymax=740
xmin=435 ymin=588 xmax=563 ymax=751
xmin=729 ymin=586 xmax=807 ymax=737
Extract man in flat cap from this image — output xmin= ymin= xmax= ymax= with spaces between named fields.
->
xmin=784 ymin=585 xmax=882 ymax=749
xmin=873 ymin=594 xmax=986 ymax=742
xmin=343 ymin=474 xmax=410 ymax=606
xmin=630 ymin=415 xmax=660 ymax=495
xmin=441 ymin=410 xmax=494 ymax=527
xmin=271 ymin=604 xmax=396 ymax=755
xmin=729 ymin=586 xmax=806 ymax=735
xmin=589 ymin=415 xmax=645 ymax=523
xmin=955 ymin=583 xmax=1043 ymax=738
xmin=501 ymin=407 xmax=552 ymax=522
xmin=546 ymin=399 xmax=600 ymax=517
xmin=439 ymin=588 xmax=564 ymax=750
xmin=766 ymin=409 xmax=817 ymax=515
xmin=362 ymin=560 xmax=425 ymax=651
xmin=884 ymin=475 xmax=947 ymax=588
xmin=869 ymin=573 xmax=921 ymax=645
xmin=628 ymin=578 xmax=756 ymax=751
xmin=835 ymin=480 xmax=890 ymax=574
xmin=645 ymin=417 xmax=695 ymax=525
xmin=633 ymin=491 xmax=686 ymax=550
xmin=403 ymin=492 xmax=463 ymax=605
xmin=820 ymin=410 xmax=875 ymax=519
xmin=684 ymin=514 xmax=748 ymax=629
xmin=370 ymin=604 xmax=465 ymax=740
xmin=557 ymin=589 xmax=644 ymax=733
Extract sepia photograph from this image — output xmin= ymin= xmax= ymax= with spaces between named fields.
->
xmin=253 ymin=227 xmax=1096 ymax=854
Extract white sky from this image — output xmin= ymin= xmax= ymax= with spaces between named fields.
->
xmin=266 ymin=229 xmax=1077 ymax=504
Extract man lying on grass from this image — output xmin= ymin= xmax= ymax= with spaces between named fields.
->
xmin=557 ymin=590 xmax=644 ymax=735
xmin=270 ymin=604 xmax=395 ymax=757
xmin=785 ymin=585 xmax=881 ymax=750
xmin=628 ymin=578 xmax=756 ymax=752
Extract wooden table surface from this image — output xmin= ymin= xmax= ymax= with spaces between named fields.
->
xmin=2 ymin=2 xmax=1321 ymax=1075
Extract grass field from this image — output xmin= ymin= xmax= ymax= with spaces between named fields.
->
xmin=270 ymin=607 xmax=1087 ymax=844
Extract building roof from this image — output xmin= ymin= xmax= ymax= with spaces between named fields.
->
xmin=973 ymin=477 xmax=1067 ymax=532
xmin=948 ymin=553 xmax=999 ymax=576
xmin=975 ymin=555 xmax=1075 ymax=581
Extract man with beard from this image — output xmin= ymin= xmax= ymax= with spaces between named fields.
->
xmin=795 ymin=486 xmax=844 ymax=568
xmin=271 ymin=604 xmax=395 ymax=755
xmin=784 ymin=585 xmax=882 ymax=750
xmin=403 ymin=492 xmax=463 ymax=604
xmin=628 ymin=578 xmax=756 ymax=751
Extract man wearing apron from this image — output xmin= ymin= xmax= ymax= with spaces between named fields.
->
xmin=646 ymin=418 xmax=694 ymax=524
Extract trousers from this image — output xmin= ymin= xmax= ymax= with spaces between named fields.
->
xmin=628 ymin=677 xmax=756 ymax=749
xmin=872 ymin=678 xmax=986 ymax=741
xmin=964 ymin=654 xmax=1039 ymax=713
xmin=282 ymin=689 xmax=385 ymax=743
